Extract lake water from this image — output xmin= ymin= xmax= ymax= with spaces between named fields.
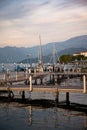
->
xmin=0 ymin=63 xmax=87 ymax=130
xmin=0 ymin=92 xmax=87 ymax=130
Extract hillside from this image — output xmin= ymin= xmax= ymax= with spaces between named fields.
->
xmin=0 ymin=35 xmax=87 ymax=63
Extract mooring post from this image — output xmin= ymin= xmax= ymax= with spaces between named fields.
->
xmin=84 ymin=113 xmax=87 ymax=128
xmin=83 ymin=75 xmax=87 ymax=94
xmin=34 ymin=79 xmax=37 ymax=85
xmin=55 ymin=90 xmax=59 ymax=106
xmin=22 ymin=91 xmax=25 ymax=101
xmin=66 ymin=92 xmax=70 ymax=106
xmin=29 ymin=74 xmax=33 ymax=91
xmin=8 ymin=87 xmax=11 ymax=100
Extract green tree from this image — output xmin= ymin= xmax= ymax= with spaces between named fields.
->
xmin=59 ymin=54 xmax=87 ymax=64
xmin=59 ymin=54 xmax=72 ymax=64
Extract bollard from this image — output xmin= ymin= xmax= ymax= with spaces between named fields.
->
xmin=83 ymin=75 xmax=87 ymax=94
xmin=29 ymin=75 xmax=33 ymax=91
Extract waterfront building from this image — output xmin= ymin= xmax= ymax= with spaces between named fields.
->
xmin=73 ymin=50 xmax=87 ymax=57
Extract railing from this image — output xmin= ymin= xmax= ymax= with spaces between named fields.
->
xmin=0 ymin=71 xmax=87 ymax=93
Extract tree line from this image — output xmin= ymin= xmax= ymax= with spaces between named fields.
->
xmin=59 ymin=54 xmax=87 ymax=64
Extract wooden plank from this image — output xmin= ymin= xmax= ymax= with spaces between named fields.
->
xmin=0 ymin=86 xmax=84 ymax=93
xmin=58 ymin=89 xmax=83 ymax=93
xmin=33 ymin=72 xmax=87 ymax=76
xmin=33 ymin=88 xmax=57 ymax=93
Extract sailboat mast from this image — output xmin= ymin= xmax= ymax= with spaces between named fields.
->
xmin=39 ymin=35 xmax=43 ymax=66
xmin=53 ymin=44 xmax=56 ymax=64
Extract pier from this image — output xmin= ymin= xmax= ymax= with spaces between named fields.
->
xmin=0 ymin=70 xmax=87 ymax=107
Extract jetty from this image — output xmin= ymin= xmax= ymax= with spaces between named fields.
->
xmin=0 ymin=70 xmax=87 ymax=107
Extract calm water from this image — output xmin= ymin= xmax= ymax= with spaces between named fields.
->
xmin=0 ymin=92 xmax=87 ymax=130
xmin=0 ymin=102 xmax=87 ymax=130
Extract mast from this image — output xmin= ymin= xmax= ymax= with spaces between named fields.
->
xmin=53 ymin=44 xmax=57 ymax=64
xmin=39 ymin=35 xmax=43 ymax=66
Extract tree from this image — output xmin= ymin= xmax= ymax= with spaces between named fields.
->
xmin=59 ymin=54 xmax=87 ymax=64
xmin=59 ymin=54 xmax=72 ymax=64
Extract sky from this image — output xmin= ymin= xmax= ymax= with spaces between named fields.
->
xmin=0 ymin=0 xmax=87 ymax=47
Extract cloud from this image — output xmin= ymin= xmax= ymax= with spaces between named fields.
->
xmin=0 ymin=0 xmax=87 ymax=20
xmin=0 ymin=0 xmax=35 ymax=20
xmin=0 ymin=0 xmax=87 ymax=47
xmin=72 ymin=0 xmax=87 ymax=6
xmin=0 ymin=0 xmax=51 ymax=21
xmin=52 ymin=0 xmax=87 ymax=10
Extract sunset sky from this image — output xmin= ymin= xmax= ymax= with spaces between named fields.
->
xmin=0 ymin=0 xmax=87 ymax=47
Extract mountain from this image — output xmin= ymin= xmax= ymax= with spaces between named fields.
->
xmin=0 ymin=35 xmax=87 ymax=63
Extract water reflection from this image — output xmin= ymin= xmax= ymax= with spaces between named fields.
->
xmin=27 ymin=104 xmax=87 ymax=130
xmin=0 ymin=103 xmax=87 ymax=130
xmin=29 ymin=105 xmax=32 ymax=126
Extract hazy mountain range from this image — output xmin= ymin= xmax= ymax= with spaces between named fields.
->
xmin=0 ymin=35 xmax=87 ymax=63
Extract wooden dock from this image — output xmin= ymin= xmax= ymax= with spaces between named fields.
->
xmin=0 ymin=71 xmax=87 ymax=106
xmin=0 ymin=84 xmax=84 ymax=93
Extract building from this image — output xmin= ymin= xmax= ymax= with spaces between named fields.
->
xmin=73 ymin=50 xmax=87 ymax=57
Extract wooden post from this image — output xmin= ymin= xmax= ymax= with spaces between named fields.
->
xmin=34 ymin=68 xmax=36 ymax=76
xmin=16 ymin=71 xmax=18 ymax=81
xmin=40 ymin=78 xmax=43 ymax=85
xmin=7 ymin=70 xmax=10 ymax=81
xmin=55 ymin=90 xmax=59 ymax=106
xmin=22 ymin=91 xmax=25 ymax=101
xmin=83 ymin=75 xmax=87 ymax=93
xmin=8 ymin=90 xmax=11 ymax=99
xmin=66 ymin=92 xmax=70 ymax=106
xmin=26 ymin=69 xmax=28 ymax=79
xmin=34 ymin=79 xmax=37 ymax=85
xmin=84 ymin=113 xmax=87 ymax=128
xmin=52 ymin=74 xmax=55 ymax=84
xmin=54 ymin=75 xmax=57 ymax=85
xmin=8 ymin=87 xmax=11 ymax=100
xmin=29 ymin=69 xmax=31 ymax=74
xmin=3 ymin=73 xmax=6 ymax=81
xmin=29 ymin=75 xmax=33 ymax=91
xmin=50 ymin=74 xmax=51 ymax=84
